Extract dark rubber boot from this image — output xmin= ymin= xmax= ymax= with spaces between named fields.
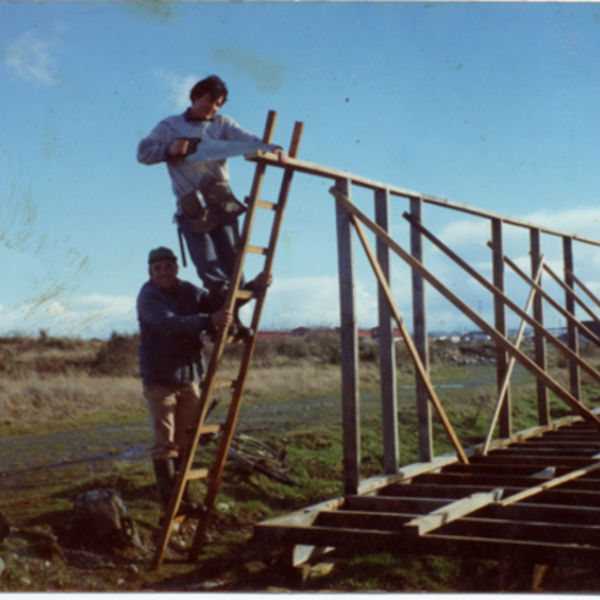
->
xmin=152 ymin=459 xmax=203 ymax=518
xmin=231 ymin=306 xmax=254 ymax=340
xmin=172 ymin=457 xmax=199 ymax=505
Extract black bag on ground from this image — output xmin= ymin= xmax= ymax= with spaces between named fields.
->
xmin=72 ymin=488 xmax=141 ymax=550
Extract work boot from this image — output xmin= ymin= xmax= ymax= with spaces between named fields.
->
xmin=152 ymin=459 xmax=203 ymax=518
xmin=172 ymin=457 xmax=202 ymax=508
xmin=230 ymin=307 xmax=254 ymax=341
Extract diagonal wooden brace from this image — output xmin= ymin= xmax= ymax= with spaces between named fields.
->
xmin=343 ymin=205 xmax=469 ymax=464
xmin=329 ymin=187 xmax=600 ymax=433
xmin=405 ymin=488 xmax=504 ymax=536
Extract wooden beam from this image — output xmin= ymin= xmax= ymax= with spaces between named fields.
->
xmin=566 ymin=267 xmax=600 ymax=312
xmin=501 ymin=252 xmax=600 ymax=348
xmin=530 ymin=228 xmax=549 ymax=426
xmin=491 ymin=219 xmax=511 ymax=438
xmin=246 ymin=151 xmax=600 ymax=247
xmin=403 ymin=212 xmax=600 ymax=389
xmin=410 ymin=196 xmax=433 ymax=463
xmin=400 ymin=211 xmax=600 ymax=424
xmin=404 ymin=489 xmax=504 ymax=535
xmin=544 ymin=262 xmax=600 ymax=329
xmin=374 ymin=187 xmax=399 ymax=473
xmin=482 ymin=257 xmax=544 ymax=454
xmin=500 ymin=461 xmax=600 ymax=507
xmin=342 ymin=200 xmax=469 ymax=463
xmin=563 ymin=238 xmax=582 ymax=403
xmin=334 ymin=178 xmax=361 ymax=495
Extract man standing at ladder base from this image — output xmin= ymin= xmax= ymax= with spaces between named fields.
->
xmin=137 ymin=246 xmax=233 ymax=517
xmin=137 ymin=75 xmax=285 ymax=336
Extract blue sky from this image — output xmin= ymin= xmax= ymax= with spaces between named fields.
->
xmin=2 ymin=2 xmax=600 ymax=338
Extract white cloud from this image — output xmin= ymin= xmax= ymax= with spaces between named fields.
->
xmin=252 ymin=275 xmax=381 ymax=331
xmin=4 ymin=205 xmax=600 ymax=339
xmin=5 ymin=30 xmax=60 ymax=85
xmin=154 ymin=70 xmax=198 ymax=112
xmin=0 ymin=295 xmax=136 ymax=340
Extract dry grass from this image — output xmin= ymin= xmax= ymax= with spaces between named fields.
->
xmin=0 ymin=331 xmax=388 ymax=427
xmin=3 ymin=331 xmax=600 ymax=429
xmin=0 ymin=361 xmax=383 ymax=428
xmin=0 ymin=373 xmax=145 ymax=426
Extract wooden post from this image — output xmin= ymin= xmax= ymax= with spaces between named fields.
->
xmin=530 ymin=228 xmax=549 ymax=425
xmin=564 ymin=237 xmax=581 ymax=403
xmin=491 ymin=219 xmax=511 ymax=438
xmin=334 ymin=178 xmax=360 ymax=495
xmin=375 ymin=188 xmax=399 ymax=474
xmin=410 ymin=197 xmax=433 ymax=463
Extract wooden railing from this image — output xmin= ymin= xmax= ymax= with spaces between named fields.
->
xmin=247 ymin=151 xmax=600 ymax=495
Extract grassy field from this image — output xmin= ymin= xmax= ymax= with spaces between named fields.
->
xmin=1 ymin=330 xmax=600 ymax=592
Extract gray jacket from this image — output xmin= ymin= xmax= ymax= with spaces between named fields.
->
xmin=137 ymin=111 xmax=275 ymax=203
xmin=137 ymin=278 xmax=221 ymax=386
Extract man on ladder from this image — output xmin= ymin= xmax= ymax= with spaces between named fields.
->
xmin=137 ymin=75 xmax=286 ymax=337
xmin=137 ymin=246 xmax=233 ymax=518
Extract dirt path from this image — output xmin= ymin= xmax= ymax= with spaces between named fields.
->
xmin=0 ymin=364 xmax=503 ymax=495
xmin=0 ymin=392 xmax=365 ymax=495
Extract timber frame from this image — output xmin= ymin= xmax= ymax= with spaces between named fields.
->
xmin=246 ymin=150 xmax=600 ymax=570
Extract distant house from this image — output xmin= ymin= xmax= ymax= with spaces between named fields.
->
xmin=581 ymin=320 xmax=600 ymax=341
xmin=291 ymin=327 xmax=311 ymax=337
xmin=370 ymin=326 xmax=403 ymax=341
xmin=461 ymin=331 xmax=491 ymax=342
xmin=256 ymin=331 xmax=291 ymax=341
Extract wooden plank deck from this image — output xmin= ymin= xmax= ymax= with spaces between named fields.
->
xmin=254 ymin=415 xmax=600 ymax=567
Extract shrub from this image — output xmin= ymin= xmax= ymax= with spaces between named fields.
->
xmin=90 ymin=332 xmax=140 ymax=377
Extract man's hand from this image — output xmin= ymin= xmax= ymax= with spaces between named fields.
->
xmin=274 ymin=147 xmax=288 ymax=165
xmin=167 ymin=138 xmax=190 ymax=158
xmin=211 ymin=309 xmax=233 ymax=328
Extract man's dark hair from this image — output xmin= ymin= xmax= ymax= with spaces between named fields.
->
xmin=190 ymin=75 xmax=228 ymax=103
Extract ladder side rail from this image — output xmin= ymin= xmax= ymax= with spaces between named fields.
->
xmin=181 ymin=109 xmax=279 ymax=478
xmin=188 ymin=121 xmax=304 ymax=560
xmin=224 ymin=111 xmax=279 ymax=310
xmin=150 ymin=111 xmax=280 ymax=571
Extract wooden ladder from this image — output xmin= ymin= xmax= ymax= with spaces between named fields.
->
xmin=150 ymin=112 xmax=304 ymax=570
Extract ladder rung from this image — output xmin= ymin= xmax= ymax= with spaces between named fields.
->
xmin=209 ymin=379 xmax=237 ymax=390
xmin=186 ymin=468 xmax=210 ymax=481
xmin=236 ymin=289 xmax=255 ymax=301
xmin=225 ymin=334 xmax=253 ymax=345
xmin=247 ymin=244 xmax=268 ymax=256
xmin=256 ymin=199 xmax=277 ymax=211
xmin=199 ymin=423 xmax=222 ymax=435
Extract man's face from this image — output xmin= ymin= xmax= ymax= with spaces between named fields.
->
xmin=149 ymin=258 xmax=178 ymax=290
xmin=190 ymin=93 xmax=225 ymax=120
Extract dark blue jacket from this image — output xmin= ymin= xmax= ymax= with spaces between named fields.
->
xmin=137 ymin=279 xmax=221 ymax=386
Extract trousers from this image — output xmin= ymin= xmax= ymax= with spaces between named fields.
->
xmin=143 ymin=382 xmax=200 ymax=461
xmin=177 ymin=214 xmax=246 ymax=293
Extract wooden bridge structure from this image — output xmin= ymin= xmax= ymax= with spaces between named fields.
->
xmin=246 ymin=145 xmax=600 ymax=574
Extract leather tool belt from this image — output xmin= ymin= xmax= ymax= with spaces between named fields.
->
xmin=180 ymin=181 xmax=246 ymax=234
